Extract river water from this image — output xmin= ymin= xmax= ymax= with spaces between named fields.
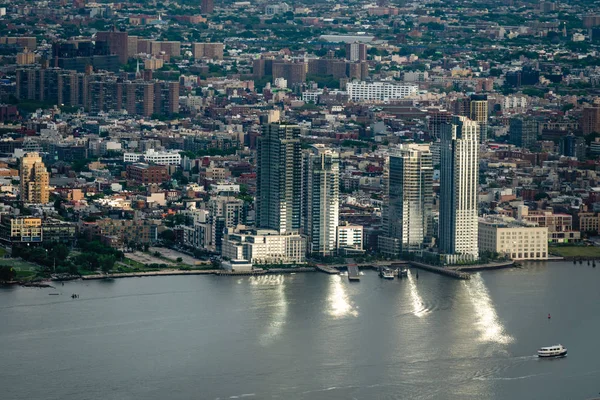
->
xmin=1 ymin=261 xmax=599 ymax=400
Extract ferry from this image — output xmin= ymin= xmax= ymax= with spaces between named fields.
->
xmin=381 ymin=268 xmax=395 ymax=279
xmin=538 ymin=344 xmax=567 ymax=358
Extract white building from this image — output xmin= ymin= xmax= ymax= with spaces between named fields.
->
xmin=222 ymin=228 xmax=306 ymax=266
xmin=337 ymin=223 xmax=363 ymax=250
xmin=479 ymin=216 xmax=548 ymax=260
xmin=439 ymin=116 xmax=479 ymax=262
xmin=403 ymin=71 xmax=429 ymax=82
xmin=346 ymin=81 xmax=418 ymax=101
xmin=123 ymin=149 xmax=181 ymax=165
xmin=302 ymin=90 xmax=323 ymax=103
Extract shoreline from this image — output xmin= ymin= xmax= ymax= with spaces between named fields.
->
xmin=4 ymin=257 xmax=586 ymax=286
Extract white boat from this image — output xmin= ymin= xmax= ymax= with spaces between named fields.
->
xmin=538 ymin=344 xmax=567 ymax=358
xmin=381 ymin=268 xmax=395 ymax=279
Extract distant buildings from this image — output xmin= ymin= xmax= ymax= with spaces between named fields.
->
xmin=379 ymin=144 xmax=433 ymax=256
xmin=469 ymin=94 xmax=488 ymax=143
xmin=126 ymin=163 xmax=169 ymax=184
xmin=439 ymin=116 xmax=479 ymax=262
xmin=96 ymin=30 xmax=129 ymax=64
xmin=0 ymin=216 xmax=76 ymax=246
xmin=20 ymin=152 xmax=49 ymax=204
xmin=15 ymin=68 xmax=180 ymax=116
xmin=303 ymin=145 xmax=340 ymax=257
xmin=123 ymin=149 xmax=182 ymax=166
xmin=192 ymin=42 xmax=224 ymax=60
xmin=346 ymin=82 xmax=418 ymax=101
xmin=201 ymin=0 xmax=214 ymax=14
xmin=256 ymin=123 xmax=302 ymax=234
xmin=509 ymin=117 xmax=538 ymax=150
xmin=346 ymin=42 xmax=367 ymax=62
xmin=581 ymin=104 xmax=600 ymax=135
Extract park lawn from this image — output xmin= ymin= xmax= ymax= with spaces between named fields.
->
xmin=550 ymin=246 xmax=600 ymax=258
xmin=123 ymin=258 xmax=147 ymax=269
xmin=0 ymin=247 xmax=7 ymax=257
xmin=0 ymin=258 xmax=41 ymax=279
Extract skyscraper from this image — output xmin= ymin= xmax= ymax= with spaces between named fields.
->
xmin=20 ymin=152 xmax=50 ymax=204
xmin=256 ymin=123 xmax=302 ymax=234
xmin=469 ymin=94 xmax=488 ymax=143
xmin=346 ymin=42 xmax=367 ymax=62
xmin=303 ymin=145 xmax=340 ymax=256
xmin=96 ymin=30 xmax=129 ymax=64
xmin=379 ymin=144 xmax=433 ymax=256
xmin=439 ymin=116 xmax=479 ymax=261
xmin=509 ymin=117 xmax=538 ymax=149
xmin=201 ymin=0 xmax=214 ymax=14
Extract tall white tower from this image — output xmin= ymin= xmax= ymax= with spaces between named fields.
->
xmin=439 ymin=116 xmax=479 ymax=261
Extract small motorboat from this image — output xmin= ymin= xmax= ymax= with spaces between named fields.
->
xmin=398 ymin=268 xmax=408 ymax=278
xmin=380 ymin=267 xmax=395 ymax=279
xmin=538 ymin=344 xmax=567 ymax=358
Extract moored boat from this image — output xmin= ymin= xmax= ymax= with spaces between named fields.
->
xmin=381 ymin=268 xmax=394 ymax=279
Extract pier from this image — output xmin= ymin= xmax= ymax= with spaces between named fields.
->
xmin=404 ymin=262 xmax=471 ymax=280
xmin=347 ymin=265 xmax=360 ymax=281
xmin=315 ymin=265 xmax=340 ymax=275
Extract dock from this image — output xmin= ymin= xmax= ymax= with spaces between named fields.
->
xmin=406 ymin=262 xmax=470 ymax=280
xmin=316 ymin=265 xmax=340 ymax=275
xmin=347 ymin=265 xmax=360 ymax=281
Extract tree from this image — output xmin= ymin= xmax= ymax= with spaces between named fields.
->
xmin=176 ymin=257 xmax=183 ymax=263
xmin=0 ymin=266 xmax=16 ymax=281
xmin=48 ymin=243 xmax=70 ymax=263
xmin=99 ymin=255 xmax=116 ymax=274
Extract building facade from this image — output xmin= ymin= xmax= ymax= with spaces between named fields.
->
xmin=303 ymin=145 xmax=340 ymax=257
xmin=222 ymin=228 xmax=306 ymax=266
xmin=439 ymin=116 xmax=479 ymax=261
xmin=256 ymin=123 xmax=302 ymax=234
xmin=509 ymin=117 xmax=538 ymax=150
xmin=469 ymin=94 xmax=488 ymax=143
xmin=20 ymin=152 xmax=49 ymax=204
xmin=479 ymin=216 xmax=548 ymax=260
xmin=379 ymin=144 xmax=433 ymax=256
xmin=346 ymin=82 xmax=418 ymax=101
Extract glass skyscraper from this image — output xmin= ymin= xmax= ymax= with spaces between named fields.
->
xmin=256 ymin=123 xmax=302 ymax=234
xmin=379 ymin=144 xmax=433 ymax=256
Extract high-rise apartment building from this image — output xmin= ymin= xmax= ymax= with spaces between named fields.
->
xmin=201 ymin=0 xmax=214 ymax=14
xmin=346 ymin=42 xmax=367 ymax=62
xmin=272 ymin=62 xmax=306 ymax=86
xmin=439 ymin=116 xmax=479 ymax=261
xmin=20 ymin=152 xmax=50 ymax=204
xmin=303 ymin=145 xmax=340 ymax=256
xmin=581 ymin=104 xmax=600 ymax=134
xmin=509 ymin=117 xmax=538 ymax=149
xmin=379 ymin=144 xmax=433 ymax=256
xmin=256 ymin=123 xmax=302 ymax=234
xmin=192 ymin=43 xmax=224 ymax=60
xmin=469 ymin=94 xmax=488 ymax=143
xmin=96 ymin=30 xmax=129 ymax=64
